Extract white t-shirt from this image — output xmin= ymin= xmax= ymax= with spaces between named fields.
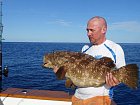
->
xmin=74 ymin=40 xmax=126 ymax=99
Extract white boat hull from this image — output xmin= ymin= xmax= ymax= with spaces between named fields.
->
xmin=0 ymin=97 xmax=71 ymax=105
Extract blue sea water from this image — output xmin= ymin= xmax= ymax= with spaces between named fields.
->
xmin=2 ymin=42 xmax=84 ymax=91
xmin=2 ymin=42 xmax=140 ymax=105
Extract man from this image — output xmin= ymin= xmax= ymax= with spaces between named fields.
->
xmin=71 ymin=16 xmax=126 ymax=105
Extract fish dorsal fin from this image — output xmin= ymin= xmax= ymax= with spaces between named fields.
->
xmin=98 ymin=57 xmax=116 ymax=68
xmin=56 ymin=66 xmax=67 ymax=80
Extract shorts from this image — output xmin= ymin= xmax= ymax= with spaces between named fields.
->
xmin=72 ymin=95 xmax=112 ymax=105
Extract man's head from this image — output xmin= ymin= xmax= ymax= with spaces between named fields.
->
xmin=87 ymin=16 xmax=107 ymax=45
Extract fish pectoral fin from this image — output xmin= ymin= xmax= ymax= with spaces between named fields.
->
xmin=65 ymin=78 xmax=76 ymax=89
xmin=71 ymin=84 xmax=76 ymax=90
xmin=56 ymin=66 xmax=66 ymax=80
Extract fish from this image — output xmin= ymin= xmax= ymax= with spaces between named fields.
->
xmin=43 ymin=51 xmax=139 ymax=89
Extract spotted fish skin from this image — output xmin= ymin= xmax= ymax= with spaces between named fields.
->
xmin=43 ymin=51 xmax=139 ymax=89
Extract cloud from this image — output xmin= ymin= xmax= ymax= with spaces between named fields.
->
xmin=79 ymin=25 xmax=86 ymax=29
xmin=47 ymin=19 xmax=72 ymax=27
xmin=109 ymin=21 xmax=140 ymax=32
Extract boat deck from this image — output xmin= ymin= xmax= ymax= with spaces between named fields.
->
xmin=0 ymin=88 xmax=72 ymax=105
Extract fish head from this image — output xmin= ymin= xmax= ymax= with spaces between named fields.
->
xmin=43 ymin=53 xmax=56 ymax=69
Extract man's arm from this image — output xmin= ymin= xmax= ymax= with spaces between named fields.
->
xmin=106 ymin=74 xmax=140 ymax=104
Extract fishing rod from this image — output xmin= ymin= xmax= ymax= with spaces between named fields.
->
xmin=0 ymin=1 xmax=8 ymax=92
xmin=0 ymin=1 xmax=3 ymax=91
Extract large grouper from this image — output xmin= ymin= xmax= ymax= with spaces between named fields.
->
xmin=43 ymin=51 xmax=139 ymax=89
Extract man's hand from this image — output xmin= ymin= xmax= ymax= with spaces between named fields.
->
xmin=106 ymin=73 xmax=120 ymax=87
xmin=53 ymin=66 xmax=59 ymax=73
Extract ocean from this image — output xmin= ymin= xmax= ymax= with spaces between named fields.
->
xmin=2 ymin=42 xmax=140 ymax=105
xmin=2 ymin=42 xmax=86 ymax=92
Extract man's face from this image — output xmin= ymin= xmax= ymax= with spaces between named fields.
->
xmin=86 ymin=20 xmax=104 ymax=45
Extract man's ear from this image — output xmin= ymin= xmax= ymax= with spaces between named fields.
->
xmin=102 ymin=26 xmax=107 ymax=34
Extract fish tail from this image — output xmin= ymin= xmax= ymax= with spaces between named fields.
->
xmin=56 ymin=66 xmax=67 ymax=80
xmin=116 ymin=64 xmax=139 ymax=89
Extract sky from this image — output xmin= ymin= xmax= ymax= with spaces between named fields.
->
xmin=2 ymin=0 xmax=140 ymax=43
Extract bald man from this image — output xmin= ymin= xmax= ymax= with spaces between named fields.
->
xmin=72 ymin=16 xmax=126 ymax=105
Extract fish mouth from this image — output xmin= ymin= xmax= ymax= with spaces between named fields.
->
xmin=42 ymin=63 xmax=52 ymax=69
xmin=42 ymin=63 xmax=48 ymax=68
